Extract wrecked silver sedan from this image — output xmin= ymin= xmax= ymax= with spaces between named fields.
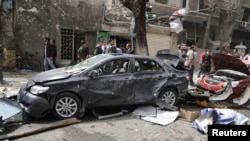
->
xmin=18 ymin=52 xmax=188 ymax=119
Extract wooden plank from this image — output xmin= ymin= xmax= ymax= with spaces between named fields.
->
xmin=0 ymin=118 xmax=81 ymax=140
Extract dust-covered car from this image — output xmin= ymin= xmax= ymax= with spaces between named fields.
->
xmin=18 ymin=51 xmax=188 ymax=119
xmin=188 ymin=53 xmax=250 ymax=108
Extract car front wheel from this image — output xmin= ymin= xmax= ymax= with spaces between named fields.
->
xmin=52 ymin=93 xmax=81 ymax=119
xmin=158 ymin=88 xmax=177 ymax=106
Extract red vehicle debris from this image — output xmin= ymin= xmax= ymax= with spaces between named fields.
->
xmin=187 ymin=53 xmax=250 ymax=108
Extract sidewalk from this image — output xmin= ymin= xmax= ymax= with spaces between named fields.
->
xmin=0 ymin=71 xmax=39 ymax=98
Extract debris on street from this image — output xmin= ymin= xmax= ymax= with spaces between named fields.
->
xmin=92 ymin=109 xmax=125 ymax=120
xmin=191 ymin=108 xmax=250 ymax=134
xmin=0 ymin=118 xmax=81 ymax=141
xmin=0 ymin=98 xmax=22 ymax=126
xmin=179 ymin=103 xmax=202 ymax=122
xmin=131 ymin=105 xmax=179 ymax=126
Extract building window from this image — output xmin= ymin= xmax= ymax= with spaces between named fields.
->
xmin=242 ymin=9 xmax=250 ymax=22
xmin=199 ymin=0 xmax=206 ymax=11
xmin=182 ymin=0 xmax=186 ymax=8
xmin=61 ymin=29 xmax=85 ymax=60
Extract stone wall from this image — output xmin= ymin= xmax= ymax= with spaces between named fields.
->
xmin=14 ymin=0 xmax=105 ymax=65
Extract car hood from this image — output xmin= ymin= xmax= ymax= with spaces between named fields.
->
xmin=156 ymin=49 xmax=180 ymax=67
xmin=32 ymin=67 xmax=72 ymax=83
xmin=212 ymin=53 xmax=250 ymax=75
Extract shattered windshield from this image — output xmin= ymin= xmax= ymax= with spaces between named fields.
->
xmin=66 ymin=54 xmax=112 ymax=71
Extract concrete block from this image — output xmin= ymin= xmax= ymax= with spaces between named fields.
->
xmin=179 ymin=103 xmax=202 ymax=122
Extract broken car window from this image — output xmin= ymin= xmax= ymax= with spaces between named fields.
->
xmin=71 ymin=54 xmax=111 ymax=70
xmin=97 ymin=59 xmax=130 ymax=76
xmin=135 ymin=59 xmax=164 ymax=73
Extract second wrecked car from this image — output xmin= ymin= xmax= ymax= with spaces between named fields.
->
xmin=18 ymin=51 xmax=188 ymax=119
xmin=188 ymin=53 xmax=250 ymax=108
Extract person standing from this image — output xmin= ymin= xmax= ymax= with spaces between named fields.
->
xmin=185 ymin=45 xmax=197 ymax=86
xmin=43 ymin=37 xmax=49 ymax=71
xmin=77 ymin=41 xmax=88 ymax=62
xmin=105 ymin=39 xmax=117 ymax=54
xmin=233 ymin=49 xmax=241 ymax=59
xmin=177 ymin=45 xmax=186 ymax=67
xmin=101 ymin=40 xmax=107 ymax=54
xmin=44 ymin=37 xmax=56 ymax=71
xmin=118 ymin=43 xmax=125 ymax=53
xmin=49 ymin=39 xmax=57 ymax=68
xmin=200 ymin=50 xmax=212 ymax=78
xmin=125 ymin=43 xmax=134 ymax=54
xmin=197 ymin=49 xmax=207 ymax=78
xmin=243 ymin=51 xmax=250 ymax=68
xmin=220 ymin=42 xmax=229 ymax=54
xmin=94 ymin=40 xmax=104 ymax=55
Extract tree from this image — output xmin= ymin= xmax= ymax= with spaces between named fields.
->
xmin=215 ymin=0 xmax=240 ymax=47
xmin=202 ymin=0 xmax=240 ymax=50
xmin=202 ymin=0 xmax=219 ymax=49
xmin=0 ymin=0 xmax=4 ymax=83
xmin=0 ymin=45 xmax=3 ymax=83
xmin=119 ymin=0 xmax=149 ymax=56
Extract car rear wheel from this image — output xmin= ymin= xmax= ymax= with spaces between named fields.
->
xmin=52 ymin=93 xmax=81 ymax=119
xmin=158 ymin=88 xmax=177 ymax=106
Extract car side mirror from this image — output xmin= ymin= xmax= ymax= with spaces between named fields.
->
xmin=89 ymin=70 xmax=98 ymax=78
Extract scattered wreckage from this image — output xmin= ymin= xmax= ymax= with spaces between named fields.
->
xmin=0 ymin=86 xmax=24 ymax=127
xmin=0 ymin=98 xmax=23 ymax=126
xmin=187 ymin=53 xmax=250 ymax=108
xmin=2 ymin=50 xmax=250 ymax=128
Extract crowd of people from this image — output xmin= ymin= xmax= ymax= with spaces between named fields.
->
xmin=44 ymin=36 xmax=249 ymax=85
xmin=177 ymin=42 xmax=250 ymax=86
xmin=178 ymin=44 xmax=213 ymax=86
xmin=77 ymin=39 xmax=134 ymax=62
xmin=43 ymin=37 xmax=134 ymax=71
xmin=92 ymin=39 xmax=134 ymax=56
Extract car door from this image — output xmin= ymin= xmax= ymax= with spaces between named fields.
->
xmin=86 ymin=58 xmax=133 ymax=107
xmin=132 ymin=58 xmax=167 ymax=103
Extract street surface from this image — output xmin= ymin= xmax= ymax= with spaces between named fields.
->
xmin=0 ymin=70 xmax=250 ymax=141
xmin=3 ymin=110 xmax=208 ymax=141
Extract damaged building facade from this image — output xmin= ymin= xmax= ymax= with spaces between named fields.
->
xmin=0 ymin=0 xmax=176 ymax=68
xmin=1 ymin=0 xmax=250 ymax=68
xmin=150 ymin=0 xmax=250 ymax=50
xmin=1 ymin=0 xmax=105 ymax=67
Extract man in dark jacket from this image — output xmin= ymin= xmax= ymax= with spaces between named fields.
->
xmin=44 ymin=37 xmax=56 ymax=71
xmin=78 ymin=41 xmax=89 ymax=62
xmin=49 ymin=39 xmax=57 ymax=68
xmin=94 ymin=41 xmax=104 ymax=55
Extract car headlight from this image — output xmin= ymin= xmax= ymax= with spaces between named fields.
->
xmin=30 ymin=85 xmax=50 ymax=95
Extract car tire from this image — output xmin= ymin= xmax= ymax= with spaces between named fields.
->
xmin=52 ymin=93 xmax=81 ymax=119
xmin=158 ymin=88 xmax=178 ymax=106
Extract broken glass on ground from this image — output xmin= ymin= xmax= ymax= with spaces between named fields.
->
xmin=131 ymin=105 xmax=179 ymax=126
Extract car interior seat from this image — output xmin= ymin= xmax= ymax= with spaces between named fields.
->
xmin=119 ymin=62 xmax=128 ymax=73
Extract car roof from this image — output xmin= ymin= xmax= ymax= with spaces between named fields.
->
xmin=108 ymin=53 xmax=158 ymax=60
